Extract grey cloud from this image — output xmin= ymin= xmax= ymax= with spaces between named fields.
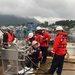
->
xmin=0 ymin=0 xmax=75 ymax=23
xmin=34 ymin=0 xmax=75 ymax=19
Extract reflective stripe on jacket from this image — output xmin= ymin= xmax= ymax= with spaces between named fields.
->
xmin=59 ymin=36 xmax=67 ymax=48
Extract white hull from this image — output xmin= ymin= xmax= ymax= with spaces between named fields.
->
xmin=67 ymin=42 xmax=75 ymax=59
xmin=67 ymin=42 xmax=75 ymax=55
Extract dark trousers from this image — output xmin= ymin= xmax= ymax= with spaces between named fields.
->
xmin=48 ymin=54 xmax=65 ymax=75
xmin=32 ymin=59 xmax=39 ymax=69
xmin=40 ymin=46 xmax=48 ymax=63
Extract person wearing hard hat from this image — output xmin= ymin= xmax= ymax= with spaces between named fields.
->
xmin=26 ymin=32 xmax=37 ymax=45
xmin=28 ymin=32 xmax=34 ymax=40
xmin=3 ymin=26 xmax=16 ymax=49
xmin=47 ymin=26 xmax=68 ymax=75
xmin=36 ymin=26 xmax=52 ymax=64
xmin=31 ymin=40 xmax=42 ymax=70
xmin=36 ymin=26 xmax=42 ymax=35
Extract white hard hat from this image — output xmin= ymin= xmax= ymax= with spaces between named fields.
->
xmin=36 ymin=26 xmax=42 ymax=30
xmin=7 ymin=26 xmax=14 ymax=30
xmin=56 ymin=26 xmax=63 ymax=31
xmin=32 ymin=41 xmax=38 ymax=46
xmin=28 ymin=33 xmax=33 ymax=39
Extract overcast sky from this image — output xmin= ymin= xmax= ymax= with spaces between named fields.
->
xmin=0 ymin=0 xmax=75 ymax=24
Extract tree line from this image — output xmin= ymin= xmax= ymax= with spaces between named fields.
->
xmin=39 ymin=20 xmax=75 ymax=30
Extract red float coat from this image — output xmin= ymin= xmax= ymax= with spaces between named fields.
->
xmin=36 ymin=30 xmax=52 ymax=47
xmin=52 ymin=31 xmax=68 ymax=56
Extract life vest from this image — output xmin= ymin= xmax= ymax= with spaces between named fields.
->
xmin=59 ymin=35 xmax=67 ymax=48
xmin=52 ymin=31 xmax=68 ymax=56
xmin=6 ymin=32 xmax=14 ymax=44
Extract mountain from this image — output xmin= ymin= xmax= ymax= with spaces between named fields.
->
xmin=0 ymin=15 xmax=40 ymax=25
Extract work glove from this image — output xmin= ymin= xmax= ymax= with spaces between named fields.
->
xmin=12 ymin=38 xmax=17 ymax=44
xmin=51 ymin=50 xmax=55 ymax=54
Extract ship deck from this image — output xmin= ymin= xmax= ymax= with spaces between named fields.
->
xmin=0 ymin=57 xmax=75 ymax=75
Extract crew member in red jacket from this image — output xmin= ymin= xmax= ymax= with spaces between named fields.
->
xmin=36 ymin=26 xmax=52 ymax=64
xmin=47 ymin=26 xmax=68 ymax=75
xmin=27 ymin=32 xmax=37 ymax=45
